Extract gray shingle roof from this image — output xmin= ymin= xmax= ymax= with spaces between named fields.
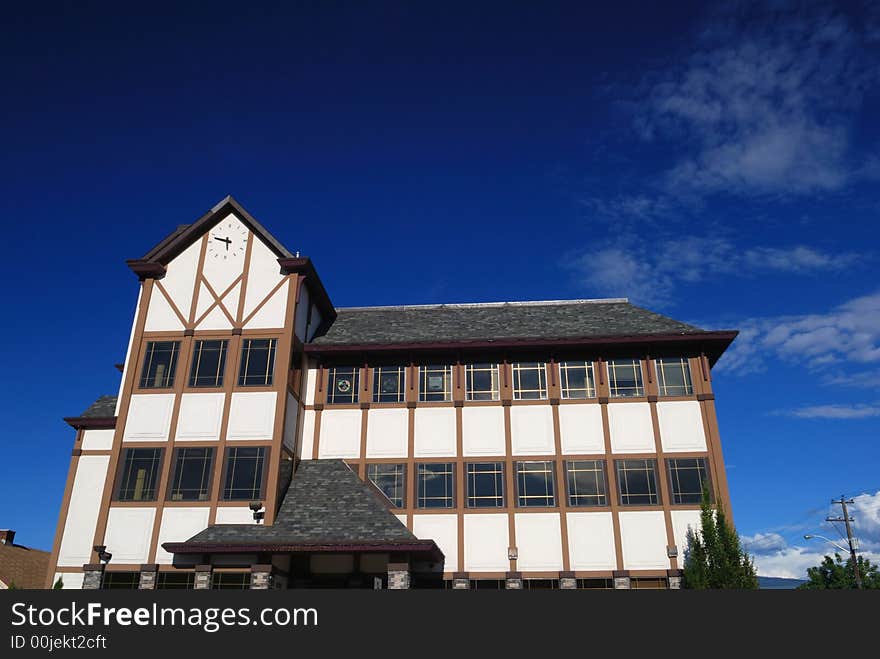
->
xmin=181 ymin=460 xmax=417 ymax=546
xmin=80 ymin=396 xmax=117 ymax=418
xmin=310 ymin=299 xmax=705 ymax=346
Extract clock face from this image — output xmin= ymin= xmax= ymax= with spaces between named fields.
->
xmin=207 ymin=221 xmax=248 ymax=261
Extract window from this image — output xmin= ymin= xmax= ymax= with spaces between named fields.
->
xmin=102 ymin=572 xmax=140 ymax=589
xmin=238 ymin=338 xmax=276 ymax=386
xmin=367 ymin=463 xmax=406 ymax=507
xmin=607 ymin=359 xmax=644 ymax=397
xmin=667 ymin=458 xmax=711 ymax=505
xmin=373 ymin=366 xmax=406 ymax=403
xmin=139 ymin=341 xmax=179 ymax=389
xmin=512 ymin=362 xmax=547 ymax=400
xmin=222 ymin=447 xmax=266 ymax=500
xmin=465 ymin=363 xmax=499 ymax=401
xmin=559 ymin=361 xmax=596 ymax=399
xmin=616 ymin=459 xmax=660 ymax=505
xmin=466 ymin=462 xmax=505 ymax=508
xmin=188 ymin=340 xmax=228 ymax=387
xmin=656 ymin=357 xmax=693 ymax=396
xmin=565 ymin=460 xmax=607 ymax=506
xmin=327 ymin=367 xmax=359 ymax=404
xmin=115 ymin=448 xmax=163 ymax=501
xmin=515 ymin=461 xmax=556 ymax=507
xmin=419 ymin=364 xmax=452 ymax=402
xmin=157 ymin=572 xmax=195 ymax=589
xmin=212 ymin=572 xmax=251 ymax=589
xmin=167 ymin=448 xmax=214 ymax=501
xmin=416 ymin=463 xmax=455 ymax=508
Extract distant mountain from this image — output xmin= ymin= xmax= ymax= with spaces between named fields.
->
xmin=758 ymin=576 xmax=806 ymax=589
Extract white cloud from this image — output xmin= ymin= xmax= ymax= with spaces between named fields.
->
xmin=741 ymin=532 xmax=787 ymax=553
xmin=637 ymin=4 xmax=877 ymax=199
xmin=784 ymin=404 xmax=880 ymax=419
xmin=565 ymin=238 xmax=858 ymax=306
xmin=716 ymin=289 xmax=880 ymax=374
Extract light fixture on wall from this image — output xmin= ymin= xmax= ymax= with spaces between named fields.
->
xmin=508 ymin=546 xmax=518 ymax=561
xmin=93 ymin=545 xmax=112 ymax=564
xmin=667 ymin=545 xmax=678 ymax=558
xmin=250 ymin=501 xmax=265 ymax=524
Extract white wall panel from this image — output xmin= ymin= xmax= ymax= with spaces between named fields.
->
xmin=176 ymin=393 xmax=225 ymax=441
xmin=158 ymin=239 xmax=200 ymax=321
xmin=123 ymin=394 xmax=174 ymax=441
xmin=414 ymin=407 xmax=457 ymax=457
xmin=462 ymin=407 xmax=505 ymax=457
xmin=116 ymin=287 xmax=143 ymax=416
xmin=143 ymin=290 xmax=184 ymax=332
xmin=559 ymin=404 xmax=605 ymax=454
xmin=155 ymin=508 xmax=210 ymax=564
xmin=283 ymin=393 xmax=299 ymax=452
xmin=226 ymin=392 xmax=277 ymax=440
xmin=304 ymin=367 xmax=318 ymax=406
xmin=365 ymin=408 xmax=408 ymax=458
xmin=463 ymin=514 xmax=509 ymax=571
xmin=299 ymin=410 xmax=316 ymax=459
xmin=671 ymin=510 xmax=703 ymax=559
xmin=566 ymin=512 xmax=617 ymax=571
xmin=318 ymin=409 xmax=362 ymax=458
xmin=242 ymin=234 xmax=283 ymax=318
xmin=510 ymin=406 xmax=555 ymax=455
xmin=54 ymin=572 xmax=84 ymax=589
xmin=201 ymin=214 xmax=247 ymax=294
xmin=413 ymin=514 xmax=458 ymax=574
xmin=214 ymin=507 xmax=255 ymax=525
xmin=103 ymin=508 xmax=156 ymax=564
xmin=657 ymin=401 xmax=708 ymax=452
xmin=81 ymin=429 xmax=114 ymax=451
xmin=395 ymin=514 xmax=409 ymax=527
xmin=244 ymin=280 xmax=288 ymax=329
xmin=196 ymin=304 xmax=233 ymax=331
xmin=619 ymin=511 xmax=670 ymax=570
xmin=607 ymin=403 xmax=655 ymax=454
xmin=514 ymin=513 xmax=563 ymax=571
xmin=57 ymin=456 xmax=110 ymax=567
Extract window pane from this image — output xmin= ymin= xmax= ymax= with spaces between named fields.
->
xmin=327 ymin=367 xmax=359 ymax=404
xmin=168 ymin=448 xmax=214 ymax=501
xmin=566 ymin=460 xmax=607 ymax=506
xmin=512 ymin=362 xmax=547 ymax=400
xmin=367 ymin=463 xmax=406 ymax=507
xmin=466 ymin=462 xmax=505 ymax=508
xmin=157 ymin=572 xmax=195 ymax=589
xmin=373 ymin=366 xmax=406 ymax=403
xmin=616 ymin=459 xmax=659 ymax=505
xmin=608 ymin=359 xmax=644 ymax=397
xmin=419 ymin=364 xmax=452 ymax=402
xmin=667 ymin=458 xmax=711 ymax=505
xmin=222 ymin=447 xmax=266 ymax=500
xmin=102 ymin=572 xmax=140 ymax=589
xmin=516 ymin=461 xmax=556 ymax=507
xmin=656 ymin=358 xmax=693 ymax=396
xmin=189 ymin=340 xmax=228 ymax=387
xmin=417 ymin=463 xmax=455 ymax=508
xmin=238 ymin=338 xmax=276 ymax=386
xmin=560 ymin=361 xmax=595 ymax=399
xmin=140 ymin=341 xmax=179 ymax=389
xmin=116 ymin=448 xmax=163 ymax=501
xmin=212 ymin=573 xmax=251 ymax=589
xmin=466 ymin=363 xmax=499 ymax=401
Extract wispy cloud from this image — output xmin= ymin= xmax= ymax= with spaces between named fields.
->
xmin=741 ymin=532 xmax=787 ymax=553
xmin=565 ymin=238 xmax=859 ymax=306
xmin=717 ymin=289 xmax=880 ymax=374
xmin=781 ymin=403 xmax=880 ymax=419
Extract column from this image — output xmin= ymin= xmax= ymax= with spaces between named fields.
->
xmin=387 ymin=563 xmax=411 ymax=590
xmin=667 ymin=569 xmax=682 ymax=590
xmin=250 ymin=565 xmax=273 ymax=590
xmin=505 ymin=572 xmax=523 ymax=589
xmin=613 ymin=570 xmax=631 ymax=590
xmin=559 ymin=571 xmax=577 ymax=590
xmin=138 ymin=564 xmax=158 ymax=590
xmin=82 ymin=564 xmax=105 ymax=590
xmin=194 ymin=565 xmax=213 ymax=590
xmin=452 ymin=572 xmax=470 ymax=589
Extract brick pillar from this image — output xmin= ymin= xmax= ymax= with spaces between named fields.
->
xmin=194 ymin=565 xmax=212 ymax=590
xmin=613 ymin=570 xmax=631 ymax=590
xmin=452 ymin=572 xmax=470 ymax=589
xmin=387 ymin=563 xmax=411 ymax=590
xmin=505 ymin=572 xmax=523 ymax=589
xmin=250 ymin=565 xmax=273 ymax=590
xmin=559 ymin=571 xmax=577 ymax=589
xmin=82 ymin=564 xmax=105 ymax=590
xmin=667 ymin=569 xmax=682 ymax=590
xmin=139 ymin=564 xmax=158 ymax=590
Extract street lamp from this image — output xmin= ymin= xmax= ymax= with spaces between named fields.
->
xmin=803 ymin=534 xmax=862 ymax=588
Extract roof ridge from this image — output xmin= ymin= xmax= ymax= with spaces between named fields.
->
xmin=336 ymin=297 xmax=630 ymax=311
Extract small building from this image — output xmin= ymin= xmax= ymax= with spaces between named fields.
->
xmin=1 ymin=530 xmax=50 ymax=589
xmin=47 ymin=196 xmax=737 ymax=589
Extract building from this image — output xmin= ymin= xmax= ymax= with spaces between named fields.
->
xmin=47 ymin=196 xmax=737 ymax=590
xmin=1 ymin=530 xmax=51 ymax=589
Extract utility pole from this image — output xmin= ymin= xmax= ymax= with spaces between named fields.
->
xmin=826 ymin=496 xmax=862 ymax=589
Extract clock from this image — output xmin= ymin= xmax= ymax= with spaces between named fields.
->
xmin=207 ymin=220 xmax=248 ymax=261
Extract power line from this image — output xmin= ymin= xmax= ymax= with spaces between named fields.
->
xmin=825 ymin=496 xmax=863 ymax=590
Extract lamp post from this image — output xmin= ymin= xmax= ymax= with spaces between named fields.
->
xmin=803 ymin=534 xmax=862 ymax=589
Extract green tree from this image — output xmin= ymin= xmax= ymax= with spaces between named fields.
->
xmin=797 ymin=553 xmax=880 ymax=589
xmin=52 ymin=576 xmax=64 ymax=590
xmin=682 ymin=487 xmax=759 ymax=589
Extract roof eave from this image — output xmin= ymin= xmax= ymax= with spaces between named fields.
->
xmin=162 ymin=540 xmax=441 ymax=556
xmin=63 ymin=416 xmax=117 ymax=430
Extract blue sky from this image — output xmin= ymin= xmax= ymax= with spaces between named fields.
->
xmin=1 ymin=1 xmax=878 ymax=578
